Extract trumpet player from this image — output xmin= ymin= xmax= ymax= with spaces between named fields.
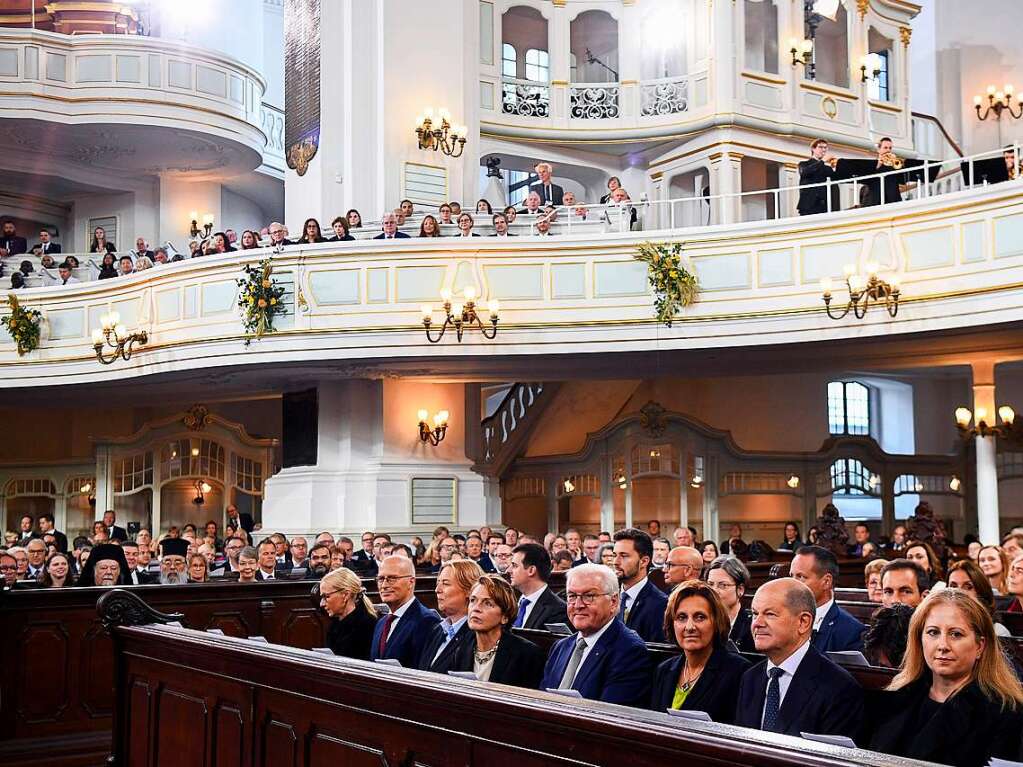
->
xmin=865 ymin=136 xmax=906 ymax=206
xmin=798 ymin=138 xmax=839 ymax=215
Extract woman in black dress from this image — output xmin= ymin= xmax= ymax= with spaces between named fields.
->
xmin=319 ymin=566 xmax=379 ymax=660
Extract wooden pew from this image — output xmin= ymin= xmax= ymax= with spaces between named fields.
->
xmin=101 ymin=590 xmax=914 ymax=767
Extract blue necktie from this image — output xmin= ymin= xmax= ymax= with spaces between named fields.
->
xmin=619 ymin=592 xmax=630 ymax=620
xmin=514 ymin=598 xmax=530 ymax=628
xmin=762 ymin=667 xmax=785 ymax=732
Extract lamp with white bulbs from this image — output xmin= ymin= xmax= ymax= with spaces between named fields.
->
xmin=954 ymin=405 xmax=1019 ymax=441
xmin=974 ymin=83 xmax=1023 ymax=121
xmin=820 ymin=262 xmax=901 ymax=320
xmin=415 ymin=108 xmax=467 ymax=157
xmin=422 ymin=286 xmax=499 ymax=343
xmin=91 ymin=310 xmax=148 ymax=365
xmin=418 ymin=409 xmax=449 ymax=446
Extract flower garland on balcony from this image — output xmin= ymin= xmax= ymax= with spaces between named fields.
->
xmin=237 ymin=258 xmax=286 ymax=345
xmin=635 ymin=241 xmax=699 ymax=327
xmin=1 ymin=294 xmax=42 ymax=356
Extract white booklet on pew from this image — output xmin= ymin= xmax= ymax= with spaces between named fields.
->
xmin=988 ymin=759 xmax=1023 ymax=767
xmin=544 ymin=623 xmax=573 ymax=636
xmin=207 ymin=628 xmax=225 ymax=635
xmin=801 ymin=732 xmax=857 ymax=748
xmin=311 ymin=648 xmax=335 ymax=656
xmin=447 ymin=671 xmax=478 ymax=681
xmin=545 ymin=688 xmax=583 ymax=698
xmin=166 ymin=621 xmax=183 ymax=628
xmin=374 ymin=658 xmax=402 ymax=667
xmin=248 ymin=636 xmax=269 ymax=644
xmin=666 ymin=709 xmax=712 ymax=722
xmin=827 ymin=650 xmax=869 ymax=667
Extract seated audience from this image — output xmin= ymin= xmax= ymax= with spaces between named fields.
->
xmin=866 ymin=589 xmax=1023 ymax=766
xmin=534 ymin=217 xmax=553 ymax=236
xmin=399 ymin=199 xmax=414 ymax=218
xmin=212 ymin=232 xmax=234 ymax=253
xmin=418 ymin=560 xmax=484 ymax=673
xmin=519 ymin=191 xmax=543 ymax=216
xmin=25 ymin=538 xmax=46 ymax=579
xmin=1001 ymin=532 xmax=1023 ymax=561
xmin=370 ymin=555 xmax=441 ymax=667
xmin=456 ymin=212 xmax=479 ymax=237
xmin=706 ymin=555 xmax=755 ymax=652
xmin=905 ymin=540 xmax=946 ymax=589
xmin=789 ymin=545 xmax=864 ymax=652
xmin=1008 ymin=553 xmax=1023 ymax=612
xmin=0 ymin=551 xmax=17 ymax=588
xmin=299 ymin=218 xmax=327 ymax=244
xmin=418 ymin=215 xmax=440 ymax=237
xmin=701 ymin=541 xmax=719 ymax=571
xmin=320 ymin=565 xmax=379 ymax=660
xmin=153 ymin=248 xmax=168 ymax=265
xmin=978 ymin=544 xmax=1009 ymax=595
xmin=561 ymin=191 xmax=588 ymax=220
xmin=132 ymin=237 xmax=154 ymax=260
xmin=539 ymin=563 xmax=652 ymax=705
xmin=600 ymin=176 xmax=622 ymax=204
xmin=881 ymin=558 xmax=929 ymax=609
xmin=848 ymin=523 xmax=872 ymax=557
xmin=188 ymin=553 xmax=209 ymax=583
xmin=491 ymin=212 xmax=514 ymax=237
xmin=90 ymin=226 xmax=116 ymax=254
xmin=777 ymin=522 xmax=803 ymax=552
xmin=502 ymin=205 xmax=517 ymax=224
xmin=613 ymin=527 xmax=668 ymax=643
xmin=34 ymin=228 xmax=60 ymax=255
xmin=0 ymin=220 xmax=27 ymax=256
xmin=649 ymin=580 xmax=750 ymax=722
xmin=529 ymin=162 xmax=564 ymax=205
xmin=329 ymin=216 xmax=354 ymax=242
xmin=947 ymin=558 xmax=1010 ymax=636
xmin=664 ymin=545 xmax=703 ymax=588
xmin=864 ymin=558 xmax=886 ymax=603
xmin=346 ymin=209 xmax=363 ymax=229
xmin=509 ymin=542 xmax=568 ymax=630
xmin=734 ymin=577 xmax=863 ymax=737
xmin=862 ymin=603 xmax=913 ymax=667
xmin=438 ymin=203 xmax=453 ymax=224
xmin=603 ymin=187 xmax=637 ymax=231
xmin=40 ymin=551 xmax=72 ymax=588
xmin=159 ymin=539 xmax=189 ymax=584
xmin=475 ymin=199 xmax=492 ymax=214
xmin=552 ymin=550 xmax=574 ymax=571
xmin=374 ymin=212 xmax=410 ymax=240
xmin=135 ymin=256 xmax=153 ymax=271
xmin=118 ymin=255 xmax=134 ymax=276
xmin=267 ymin=222 xmax=293 ymax=248
xmin=76 ymin=543 xmax=130 ymax=587
xmin=449 ymin=202 xmax=462 ymax=215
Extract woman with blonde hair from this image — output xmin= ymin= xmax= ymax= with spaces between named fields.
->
xmin=417 ymin=559 xmax=485 ymax=673
xmin=867 ymin=589 xmax=1023 ymax=766
xmin=977 ymin=544 xmax=1009 ymax=595
xmin=864 ymin=558 xmax=886 ymax=603
xmin=319 ymin=566 xmax=379 ymax=660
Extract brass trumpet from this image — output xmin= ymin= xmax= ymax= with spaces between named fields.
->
xmin=879 ymin=151 xmax=904 ymax=170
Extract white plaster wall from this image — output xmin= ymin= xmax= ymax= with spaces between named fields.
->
xmin=158 ymin=178 xmax=222 ymax=251
xmin=262 ymin=0 xmax=285 ymax=108
xmin=70 ymin=191 xmax=139 ymax=253
xmin=149 ymin=0 xmax=266 ymax=79
xmin=221 ymin=187 xmax=266 ymax=235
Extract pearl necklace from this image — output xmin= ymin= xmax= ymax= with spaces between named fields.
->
xmin=474 ymin=641 xmax=500 ymax=664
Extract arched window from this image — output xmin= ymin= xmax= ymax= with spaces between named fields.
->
xmin=827 ymin=380 xmax=870 ymax=435
xmin=867 ymin=27 xmax=894 ymax=101
xmin=525 ymin=48 xmax=549 ymax=82
xmin=502 ymin=43 xmax=517 ymax=78
xmin=811 ymin=3 xmax=849 ymax=88
xmin=829 ymin=458 xmax=877 ymax=495
xmin=570 ymin=10 xmax=619 ymax=83
xmin=743 ymin=0 xmax=779 ymax=74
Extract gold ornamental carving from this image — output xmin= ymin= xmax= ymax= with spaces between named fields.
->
xmin=899 ymin=26 xmax=912 ymax=46
xmin=183 ymin=405 xmax=212 ymax=431
xmin=822 ymin=96 xmax=838 ymax=119
xmin=856 ymin=0 xmax=869 ymax=19
xmin=287 ymin=138 xmax=318 ymax=177
xmin=639 ymin=401 xmax=669 ymax=438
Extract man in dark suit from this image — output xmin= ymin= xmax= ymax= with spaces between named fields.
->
xmin=528 ymin=162 xmax=564 ymax=206
xmin=789 ymin=545 xmax=864 ymax=652
xmin=797 ymin=138 xmax=838 ymax=215
xmin=15 ymin=514 xmax=35 ymax=545
xmin=371 ymin=555 xmax=441 ymax=667
xmin=539 ymin=563 xmax=652 ymax=706
xmin=351 ymin=531 xmax=375 ymax=568
xmin=509 ymin=542 xmax=568 ymax=629
xmin=36 ymin=513 xmax=67 ymax=553
xmin=735 ymin=578 xmax=863 ymax=737
xmin=491 ymin=212 xmax=516 ymax=237
xmin=0 ymin=221 xmax=27 ymax=257
xmin=613 ymin=527 xmax=668 ymax=643
xmin=465 ymin=535 xmax=496 ymax=573
xmin=34 ymin=229 xmax=61 ymax=255
xmin=255 ymin=540 xmax=281 ymax=581
xmin=373 ymin=212 xmax=410 ymax=240
xmin=847 ymin=523 xmax=872 ymax=557
xmin=417 ymin=560 xmax=484 ymax=673
xmin=267 ymin=222 xmax=294 ymax=247
xmin=225 ymin=505 xmax=254 ymax=536
xmin=102 ymin=510 xmax=128 ymax=543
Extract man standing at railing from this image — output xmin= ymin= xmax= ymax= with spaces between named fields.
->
xmin=529 ymin=162 xmax=564 ymax=206
xmin=797 ymin=139 xmax=838 ymax=216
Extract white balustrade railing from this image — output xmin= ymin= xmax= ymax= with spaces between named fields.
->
xmin=640 ymin=75 xmax=691 ymax=117
xmin=259 ymin=102 xmax=285 ymax=170
xmin=501 ymin=77 xmax=550 ymax=118
xmin=569 ymin=81 xmax=620 ymax=119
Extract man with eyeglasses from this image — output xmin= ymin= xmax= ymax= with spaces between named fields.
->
xmin=352 ymin=532 xmax=375 ymax=568
xmin=0 ymin=552 xmax=17 ymax=588
xmin=212 ymin=536 xmax=245 ymax=577
xmin=370 ymin=555 xmax=441 ymax=667
xmin=432 ymin=537 xmax=459 ymax=573
xmin=492 ymin=543 xmax=513 ymax=575
xmin=664 ymin=546 xmax=703 ymax=588
xmin=539 ymin=563 xmax=652 ymax=705
xmin=1007 ymin=554 xmax=1023 ymax=613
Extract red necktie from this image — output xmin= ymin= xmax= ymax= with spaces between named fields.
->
xmin=378 ymin=613 xmax=396 ymax=657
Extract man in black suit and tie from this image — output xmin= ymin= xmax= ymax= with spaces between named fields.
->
xmin=255 ymin=540 xmax=281 ymax=581
xmin=225 ymin=505 xmax=254 ymax=536
xmin=34 ymin=229 xmax=61 ymax=256
xmin=267 ymin=222 xmax=294 ymax=247
xmin=528 ymin=162 xmax=564 ymax=206
xmin=0 ymin=221 xmax=27 ymax=257
xmin=417 ymin=560 xmax=484 ymax=673
xmin=373 ymin=212 xmax=410 ymax=240
xmin=509 ymin=542 xmax=568 ymax=629
xmin=797 ymin=139 xmax=838 ymax=215
xmin=613 ymin=528 xmax=668 ymax=642
xmin=789 ymin=545 xmax=864 ymax=652
xmin=734 ymin=578 xmax=863 ymax=738
xmin=36 ymin=513 xmax=67 ymax=553
xmin=370 ymin=555 xmax=441 ymax=667
xmin=102 ymin=510 xmax=128 ymax=543
xmin=351 ymin=531 xmax=375 ymax=568
xmin=15 ymin=514 xmax=35 ymax=545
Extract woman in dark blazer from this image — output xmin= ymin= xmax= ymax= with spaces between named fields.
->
xmin=328 ymin=216 xmax=355 ymax=242
xmin=319 ymin=567 xmax=379 ymax=661
xmin=865 ymin=589 xmax=1023 ymax=767
xmin=454 ymin=575 xmax=545 ymax=689
xmin=648 ymin=579 xmax=749 ymax=723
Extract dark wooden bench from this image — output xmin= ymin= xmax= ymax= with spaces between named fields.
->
xmin=101 ymin=589 xmax=918 ymax=767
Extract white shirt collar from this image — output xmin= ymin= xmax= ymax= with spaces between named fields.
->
xmin=767 ymin=637 xmax=812 ymax=678
xmin=622 ymin=576 xmax=649 ymax=605
xmin=521 ymin=583 xmax=548 ymax=603
xmin=814 ymin=597 xmax=835 ymax=630
xmin=579 ymin=614 xmax=616 ymax=648
xmin=391 ymin=596 xmax=416 ymax=619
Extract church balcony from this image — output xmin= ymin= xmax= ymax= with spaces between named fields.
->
xmin=3 ymin=177 xmax=1023 ymax=389
xmin=0 ymin=29 xmax=269 ymax=181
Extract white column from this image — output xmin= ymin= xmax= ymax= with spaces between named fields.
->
xmin=976 ymin=435 xmax=1000 ymax=544
xmin=710 ymin=152 xmax=742 ymax=224
xmin=702 ymin=455 xmax=719 ymax=543
xmin=618 ymin=1 xmax=641 ymax=120
xmin=709 ymin=0 xmax=738 ymax=113
xmin=549 ymin=2 xmax=570 ymax=123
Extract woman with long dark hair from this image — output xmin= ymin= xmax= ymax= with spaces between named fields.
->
xmin=298 ymin=218 xmax=326 ymax=244
xmin=90 ymin=226 xmax=116 ymax=254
